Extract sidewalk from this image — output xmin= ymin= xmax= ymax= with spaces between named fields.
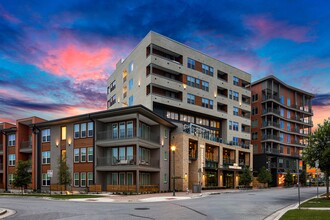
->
xmin=69 ymin=189 xmax=240 ymax=203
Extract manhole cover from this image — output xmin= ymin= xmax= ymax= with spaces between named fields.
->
xmin=134 ymin=208 xmax=150 ymax=210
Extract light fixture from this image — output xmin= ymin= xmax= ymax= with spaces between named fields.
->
xmin=171 ymin=145 xmax=176 ymax=152
xmin=183 ymin=84 xmax=187 ymax=90
xmin=161 ymin=140 xmax=164 ymax=148
xmin=68 ymin=139 xmax=71 ymax=147
xmin=214 ymin=93 xmax=217 ymax=98
xmin=138 ymin=81 xmax=141 ymax=87
xmin=56 ymin=141 xmax=59 ymax=148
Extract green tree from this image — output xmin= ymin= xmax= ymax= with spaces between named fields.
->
xmin=284 ymin=170 xmax=293 ymax=187
xmin=239 ymin=166 xmax=253 ymax=187
xmin=12 ymin=160 xmax=32 ymax=194
xmin=257 ymin=166 xmax=272 ymax=186
xmin=58 ymin=156 xmax=71 ymax=190
xmin=303 ymin=118 xmax=330 ymax=195
xmin=299 ymin=169 xmax=307 ymax=186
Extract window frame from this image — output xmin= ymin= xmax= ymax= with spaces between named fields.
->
xmin=74 ymin=173 xmax=79 ymax=187
xmin=74 ymin=124 xmax=80 ymax=139
xmin=42 ymin=151 xmax=51 ymax=164
xmin=88 ymin=122 xmax=93 ymax=137
xmin=88 ymin=147 xmax=93 ymax=162
xmin=81 ymin=148 xmax=86 ymax=162
xmin=74 ymin=148 xmax=79 ymax=163
xmin=42 ymin=129 xmax=51 ymax=143
xmin=81 ymin=172 xmax=86 ymax=187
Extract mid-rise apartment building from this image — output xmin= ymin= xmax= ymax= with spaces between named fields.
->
xmin=250 ymin=75 xmax=313 ymax=186
xmin=0 ymin=106 xmax=175 ymax=193
xmin=107 ymin=31 xmax=253 ymax=190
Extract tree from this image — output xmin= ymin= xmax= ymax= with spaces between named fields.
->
xmin=303 ymin=118 xmax=330 ymax=196
xmin=284 ymin=170 xmax=293 ymax=187
xmin=257 ymin=166 xmax=272 ymax=186
xmin=58 ymin=156 xmax=71 ymax=190
xmin=12 ymin=160 xmax=32 ymax=194
xmin=299 ymin=169 xmax=307 ymax=186
xmin=239 ymin=166 xmax=253 ymax=187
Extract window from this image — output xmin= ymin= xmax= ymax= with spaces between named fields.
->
xmin=128 ymin=95 xmax=134 ymax=106
xmin=81 ymin=148 xmax=86 ymax=162
xmin=139 ymin=147 xmax=151 ymax=163
xmin=287 ymin=123 xmax=291 ymax=131
xmin=252 ymin=132 xmax=258 ymax=140
xmin=233 ymin=91 xmax=239 ymax=101
xmin=280 ymin=145 xmax=284 ymax=154
xmin=280 ymin=108 xmax=284 ymax=117
xmin=202 ymin=81 xmax=209 ymax=91
xmin=81 ymin=172 xmax=86 ymax=187
xmin=252 ymin=120 xmax=258 ymax=128
xmin=81 ymin=123 xmax=86 ymax=138
xmin=233 ymin=122 xmax=239 ymax=131
xmin=164 ymin=173 xmax=167 ymax=184
xmin=287 ymin=111 xmax=291 ymax=119
xmin=74 ymin=124 xmax=80 ymax=139
xmin=210 ymin=120 xmax=220 ymax=128
xmin=196 ymin=117 xmax=209 ymax=126
xmin=252 ymin=107 xmax=258 ymax=115
xmin=287 ymin=98 xmax=291 ymax=107
xmin=127 ymin=172 xmax=133 ymax=185
xmin=8 ymin=134 xmax=16 ymax=146
xmin=233 ymin=107 xmax=239 ymax=116
xmin=229 ymin=121 xmax=233 ymax=130
xmin=187 ymin=58 xmax=195 ymax=69
xmin=112 ymin=123 xmax=118 ymax=139
xmin=129 ymin=61 xmax=134 ymax=73
xmin=74 ymin=149 xmax=79 ymax=163
xmin=202 ymin=63 xmax=213 ymax=76
xmin=280 ymin=133 xmax=284 ymax=142
xmin=110 ymin=80 xmax=116 ymax=92
xmin=166 ymin=111 xmax=179 ymax=120
xmin=42 ymin=151 xmax=50 ymax=164
xmin=88 ymin=147 xmax=93 ymax=162
xmin=180 ymin=114 xmax=194 ymax=123
xmin=202 ymin=98 xmax=213 ymax=109
xmin=287 ymin=147 xmax=291 ymax=155
xmin=74 ymin=173 xmax=79 ymax=186
xmin=129 ymin=79 xmax=133 ymax=90
xmin=61 ymin=127 xmax=66 ymax=140
xmin=119 ymin=122 xmax=125 ymax=138
xmin=280 ymin=96 xmax=284 ymax=104
xmin=233 ymin=76 xmax=239 ymax=86
xmin=252 ymin=94 xmax=258 ymax=102
xmin=195 ymin=79 xmax=200 ymax=88
xmin=229 ymin=90 xmax=233 ymax=99
xmin=9 ymin=154 xmax=16 ymax=166
xmin=112 ymin=173 xmax=118 ymax=185
xmin=42 ymin=129 xmax=50 ymax=142
xmin=232 ymin=137 xmax=239 ymax=145
xmin=42 ymin=173 xmax=50 ymax=186
xmin=127 ymin=121 xmax=133 ymax=138
xmin=88 ymin=172 xmax=93 ymax=186
xmin=88 ymin=122 xmax=93 ymax=137
xmin=187 ymin=93 xmax=195 ymax=104
xmin=287 ymin=135 xmax=291 ymax=143
xmin=165 ymin=129 xmax=168 ymax=139
xmin=109 ymin=94 xmax=116 ymax=107
xmin=187 ymin=76 xmax=195 ymax=87
xmin=9 ymin=174 xmax=14 ymax=185
xmin=164 ymin=151 xmax=168 ymax=160
xmin=119 ymin=173 xmax=125 ymax=185
xmin=280 ymin=120 xmax=284 ymax=129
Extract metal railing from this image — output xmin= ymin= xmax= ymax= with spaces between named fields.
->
xmin=97 ymin=157 xmax=159 ymax=168
xmin=20 ymin=141 xmax=32 ymax=149
xmin=262 ymin=121 xmax=280 ymax=128
xmin=97 ymin=130 xmax=159 ymax=144
xmin=183 ymin=123 xmax=222 ymax=143
xmin=223 ymin=158 xmax=235 ymax=165
xmin=262 ymin=134 xmax=281 ymax=141
xmin=262 ymin=108 xmax=280 ymax=115
xmin=262 ymin=94 xmax=280 ymax=102
xmin=205 ymin=160 xmax=218 ymax=169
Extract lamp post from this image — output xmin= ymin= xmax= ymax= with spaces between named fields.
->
xmin=171 ymin=145 xmax=176 ymax=196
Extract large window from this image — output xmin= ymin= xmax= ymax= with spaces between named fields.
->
xmin=187 ymin=93 xmax=195 ymax=104
xmin=202 ymin=98 xmax=213 ymax=109
xmin=202 ymin=81 xmax=209 ymax=91
xmin=42 ymin=173 xmax=50 ymax=186
xmin=166 ymin=111 xmax=179 ymax=120
xmin=233 ymin=91 xmax=239 ymax=101
xmin=110 ymin=80 xmax=116 ymax=92
xmin=232 ymin=137 xmax=239 ymax=145
xmin=74 ymin=124 xmax=80 ymax=138
xmin=9 ymin=154 xmax=16 ymax=166
xmin=8 ymin=134 xmax=16 ymax=146
xmin=74 ymin=173 xmax=79 ymax=186
xmin=112 ymin=123 xmax=118 ymax=139
xmin=127 ymin=121 xmax=133 ymax=138
xmin=139 ymin=147 xmax=150 ymax=164
xmin=61 ymin=126 xmax=67 ymax=140
xmin=81 ymin=172 xmax=86 ymax=187
xmin=129 ymin=79 xmax=133 ymax=90
xmin=42 ymin=151 xmax=50 ymax=164
xmin=233 ymin=76 xmax=239 ymax=86
xmin=81 ymin=123 xmax=86 ymax=138
xmin=74 ymin=149 xmax=79 ymax=163
xmin=88 ymin=147 xmax=93 ymax=162
xmin=187 ymin=76 xmax=195 ymax=87
xmin=112 ymin=173 xmax=118 ymax=185
xmin=233 ymin=107 xmax=239 ymax=116
xmin=189 ymin=140 xmax=198 ymax=159
xmin=88 ymin=172 xmax=93 ymax=186
xmin=202 ymin=63 xmax=213 ymax=76
xmin=42 ymin=129 xmax=50 ymax=142
xmin=187 ymin=58 xmax=195 ymax=69
xmin=233 ymin=122 xmax=239 ymax=131
xmin=180 ymin=114 xmax=194 ymax=123
xmin=119 ymin=122 xmax=125 ymax=138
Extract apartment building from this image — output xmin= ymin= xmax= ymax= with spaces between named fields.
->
xmin=0 ymin=106 xmax=175 ymax=193
xmin=250 ymin=75 xmax=313 ymax=186
xmin=107 ymin=31 xmax=253 ymax=190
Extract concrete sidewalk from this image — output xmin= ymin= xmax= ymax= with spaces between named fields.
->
xmin=69 ymin=189 xmax=239 ymax=203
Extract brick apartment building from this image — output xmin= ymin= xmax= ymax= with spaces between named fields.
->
xmin=250 ymin=76 xmax=313 ymax=186
xmin=107 ymin=31 xmax=253 ymax=191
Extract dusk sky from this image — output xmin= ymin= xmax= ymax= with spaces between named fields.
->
xmin=0 ymin=0 xmax=329 ymax=128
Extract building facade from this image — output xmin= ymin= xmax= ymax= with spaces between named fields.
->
xmin=250 ymin=75 xmax=313 ymax=186
xmin=107 ymin=31 xmax=253 ymax=190
xmin=0 ymin=106 xmax=175 ymax=193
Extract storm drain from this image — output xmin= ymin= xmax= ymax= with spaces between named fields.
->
xmin=134 ymin=208 xmax=150 ymax=210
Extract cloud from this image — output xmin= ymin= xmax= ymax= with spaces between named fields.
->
xmin=313 ymin=93 xmax=330 ymax=106
xmin=244 ymin=15 xmax=314 ymax=44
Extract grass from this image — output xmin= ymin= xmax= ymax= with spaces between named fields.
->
xmin=300 ymin=198 xmax=330 ymax=208
xmin=0 ymin=193 xmax=106 ymax=199
xmin=280 ymin=210 xmax=330 ymax=220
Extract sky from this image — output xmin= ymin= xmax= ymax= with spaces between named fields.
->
xmin=0 ymin=0 xmax=329 ymax=129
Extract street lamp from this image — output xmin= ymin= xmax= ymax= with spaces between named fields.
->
xmin=171 ymin=145 xmax=176 ymax=196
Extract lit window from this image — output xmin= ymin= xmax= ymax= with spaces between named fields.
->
xmin=88 ymin=122 xmax=93 ymax=137
xmin=129 ymin=61 xmax=134 ymax=73
xmin=61 ymin=127 xmax=66 ymax=140
xmin=42 ymin=173 xmax=50 ymax=186
xmin=129 ymin=79 xmax=133 ymax=90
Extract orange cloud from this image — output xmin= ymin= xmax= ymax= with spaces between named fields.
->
xmin=38 ymin=45 xmax=116 ymax=81
xmin=312 ymin=105 xmax=330 ymax=131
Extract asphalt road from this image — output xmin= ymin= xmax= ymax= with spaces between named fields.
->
xmin=0 ymin=187 xmax=325 ymax=220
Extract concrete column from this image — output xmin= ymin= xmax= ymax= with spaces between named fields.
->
xmin=250 ymin=152 xmax=253 ymax=171
xmin=235 ymin=149 xmax=239 ymax=165
xmin=219 ymin=146 xmax=223 ymax=166
xmin=136 ymin=170 xmax=139 ymax=193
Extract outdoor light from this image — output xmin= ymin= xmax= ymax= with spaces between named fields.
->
xmin=171 ymin=145 xmax=176 ymax=152
xmin=171 ymin=145 xmax=176 ymax=196
xmin=68 ymin=139 xmax=71 ymax=147
xmin=56 ymin=141 xmax=59 ymax=148
xmin=138 ymin=81 xmax=141 ymax=87
xmin=183 ymin=84 xmax=187 ymax=90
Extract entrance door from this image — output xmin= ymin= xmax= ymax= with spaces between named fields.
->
xmin=206 ymin=171 xmax=218 ymax=187
xmin=224 ymin=171 xmax=234 ymax=188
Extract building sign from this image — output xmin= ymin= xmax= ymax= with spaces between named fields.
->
xmin=200 ymin=144 xmax=205 ymax=173
xmin=228 ymin=163 xmax=242 ymax=170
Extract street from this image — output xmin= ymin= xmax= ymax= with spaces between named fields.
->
xmin=0 ymin=187 xmax=325 ymax=220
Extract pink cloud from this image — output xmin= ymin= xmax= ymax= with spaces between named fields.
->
xmin=0 ymin=5 xmax=20 ymax=23
xmin=244 ymin=15 xmax=314 ymax=44
xmin=312 ymin=105 xmax=330 ymax=131
xmin=38 ymin=45 xmax=117 ymax=81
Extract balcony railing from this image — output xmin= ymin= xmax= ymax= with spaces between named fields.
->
xmin=0 ymin=144 xmax=3 ymax=153
xmin=183 ymin=123 xmax=222 ymax=143
xmin=205 ymin=160 xmax=218 ymax=169
xmin=262 ymin=121 xmax=280 ymax=128
xmin=97 ymin=157 xmax=159 ymax=168
xmin=262 ymin=94 xmax=280 ymax=102
xmin=262 ymin=108 xmax=280 ymax=115
xmin=239 ymin=159 xmax=249 ymax=167
xmin=262 ymin=135 xmax=281 ymax=141
xmin=223 ymin=158 xmax=235 ymax=165
xmin=20 ymin=141 xmax=32 ymax=149
xmin=97 ymin=130 xmax=159 ymax=144
xmin=264 ymin=148 xmax=281 ymax=155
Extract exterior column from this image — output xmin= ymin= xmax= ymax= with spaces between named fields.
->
xmin=136 ymin=170 xmax=139 ymax=193
xmin=219 ymin=146 xmax=223 ymax=166
xmin=235 ymin=149 xmax=239 ymax=165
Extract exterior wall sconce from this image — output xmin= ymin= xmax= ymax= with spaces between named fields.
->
xmin=56 ymin=141 xmax=59 ymax=148
xmin=183 ymin=84 xmax=187 ymax=90
xmin=138 ymin=81 xmax=141 ymax=87
xmin=214 ymin=93 xmax=217 ymax=98
xmin=68 ymin=139 xmax=71 ymax=147
xmin=161 ymin=140 xmax=164 ymax=148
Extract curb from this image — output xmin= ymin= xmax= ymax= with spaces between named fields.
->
xmin=0 ymin=209 xmax=7 ymax=216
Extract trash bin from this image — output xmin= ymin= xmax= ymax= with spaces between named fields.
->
xmin=192 ymin=184 xmax=201 ymax=193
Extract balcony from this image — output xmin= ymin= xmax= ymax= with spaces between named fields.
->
xmin=262 ymin=108 xmax=280 ymax=115
xmin=96 ymin=157 xmax=159 ymax=171
xmin=262 ymin=121 xmax=280 ymax=128
xmin=262 ymin=135 xmax=281 ymax=142
xmin=217 ymin=70 xmax=228 ymax=82
xmin=20 ymin=141 xmax=32 ymax=153
xmin=264 ymin=148 xmax=281 ymax=155
xmin=262 ymin=94 xmax=280 ymax=102
xmin=242 ymin=95 xmax=251 ymax=105
xmin=0 ymin=144 xmax=3 ymax=154
xmin=223 ymin=158 xmax=235 ymax=165
xmin=146 ymin=44 xmax=183 ymax=65
xmin=205 ymin=159 xmax=218 ymax=169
